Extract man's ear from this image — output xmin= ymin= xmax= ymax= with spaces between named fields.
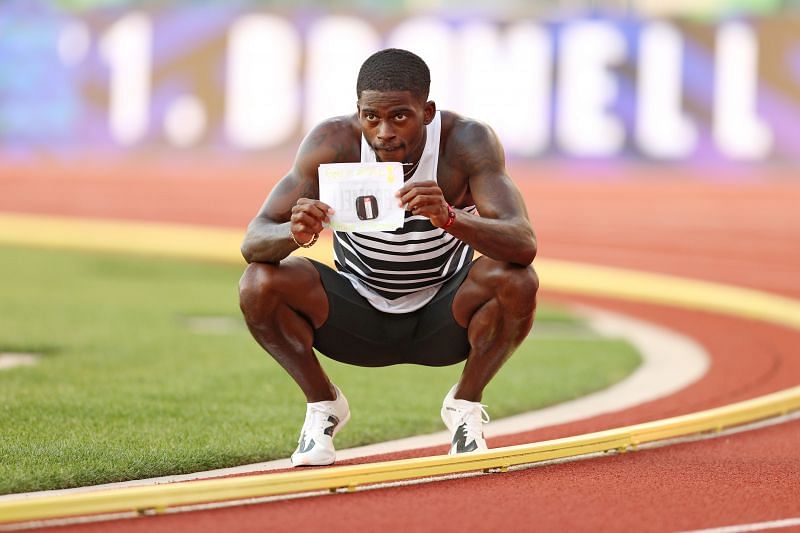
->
xmin=423 ymin=100 xmax=436 ymax=125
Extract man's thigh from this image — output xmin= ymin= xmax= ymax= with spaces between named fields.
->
xmin=240 ymin=256 xmax=329 ymax=328
xmin=308 ymin=260 xmax=473 ymax=367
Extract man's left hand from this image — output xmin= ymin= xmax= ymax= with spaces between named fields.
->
xmin=396 ymin=180 xmax=451 ymax=228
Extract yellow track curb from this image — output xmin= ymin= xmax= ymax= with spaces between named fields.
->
xmin=539 ymin=260 xmax=800 ymax=330
xmin=4 ymin=213 xmax=799 ymax=329
xmin=0 ymin=212 xmax=327 ymax=264
xmin=1 ymin=387 xmax=798 ymax=524
xmin=1 ymin=212 xmax=799 ymax=525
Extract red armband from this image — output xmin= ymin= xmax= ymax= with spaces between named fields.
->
xmin=442 ymin=204 xmax=456 ymax=229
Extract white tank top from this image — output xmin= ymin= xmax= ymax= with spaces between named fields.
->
xmin=332 ymin=111 xmax=477 ymax=313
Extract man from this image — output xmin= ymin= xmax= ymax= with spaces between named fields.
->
xmin=239 ymin=48 xmax=538 ymax=466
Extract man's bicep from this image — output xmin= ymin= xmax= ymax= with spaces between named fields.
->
xmin=469 ymin=171 xmax=529 ymax=221
xmin=258 ymin=121 xmax=344 ymax=221
xmin=257 ymin=116 xmax=356 ymax=223
xmin=458 ymin=122 xmax=528 ymax=221
xmin=259 ymin=170 xmax=317 ymax=222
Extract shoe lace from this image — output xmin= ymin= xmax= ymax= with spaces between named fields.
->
xmin=298 ymin=404 xmax=335 ymax=443
xmin=458 ymin=403 xmax=490 ymax=441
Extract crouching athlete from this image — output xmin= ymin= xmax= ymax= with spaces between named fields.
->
xmin=239 ymin=48 xmax=538 ymax=466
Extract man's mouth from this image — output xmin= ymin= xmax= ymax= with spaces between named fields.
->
xmin=375 ymin=144 xmax=401 ymax=152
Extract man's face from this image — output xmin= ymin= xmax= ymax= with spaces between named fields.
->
xmin=357 ymin=90 xmax=434 ymax=163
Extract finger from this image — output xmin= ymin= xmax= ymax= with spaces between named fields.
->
xmin=407 ymin=195 xmax=444 ymax=214
xmin=395 ymin=180 xmax=437 ymax=197
xmin=293 ymin=202 xmax=329 ymax=221
xmin=409 ymin=200 xmax=451 ymax=228
xmin=293 ymin=208 xmax=328 ymax=228
xmin=396 ymin=181 xmax=438 ymax=197
xmin=398 ymin=187 xmax=443 ymax=207
xmin=296 ymin=198 xmax=334 ymax=215
xmin=292 ymin=212 xmax=326 ymax=235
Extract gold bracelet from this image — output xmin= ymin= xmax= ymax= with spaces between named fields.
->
xmin=291 ymin=232 xmax=319 ymax=248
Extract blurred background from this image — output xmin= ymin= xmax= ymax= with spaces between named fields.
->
xmin=2 ymin=0 xmax=799 ymax=169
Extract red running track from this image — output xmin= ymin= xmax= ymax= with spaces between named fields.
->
xmin=2 ymin=160 xmax=799 ymax=532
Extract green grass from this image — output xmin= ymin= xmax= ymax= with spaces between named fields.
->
xmin=0 ymin=246 xmax=640 ymax=495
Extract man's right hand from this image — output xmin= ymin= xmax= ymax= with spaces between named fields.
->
xmin=290 ymin=198 xmax=335 ymax=245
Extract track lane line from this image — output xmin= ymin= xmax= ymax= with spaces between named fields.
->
xmin=680 ymin=517 xmax=800 ymax=533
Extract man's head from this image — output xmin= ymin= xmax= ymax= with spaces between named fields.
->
xmin=356 ymin=48 xmax=430 ymax=102
xmin=356 ymin=49 xmax=435 ymax=164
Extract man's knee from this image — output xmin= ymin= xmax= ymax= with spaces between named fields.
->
xmin=239 ymin=258 xmax=328 ymax=326
xmin=507 ymin=264 xmax=539 ymax=297
xmin=239 ymin=262 xmax=283 ymax=317
xmin=499 ymin=264 xmax=538 ymax=309
xmin=473 ymin=259 xmax=538 ymax=313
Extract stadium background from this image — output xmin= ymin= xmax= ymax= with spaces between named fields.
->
xmin=2 ymin=0 xmax=799 ymax=167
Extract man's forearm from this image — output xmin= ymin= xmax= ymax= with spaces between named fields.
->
xmin=240 ymin=220 xmax=297 ymax=264
xmin=445 ymin=210 xmax=536 ymax=266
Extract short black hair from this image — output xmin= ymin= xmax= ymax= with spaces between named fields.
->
xmin=356 ymin=48 xmax=430 ymax=101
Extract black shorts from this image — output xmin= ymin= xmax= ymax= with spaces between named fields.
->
xmin=309 ymin=259 xmax=473 ymax=367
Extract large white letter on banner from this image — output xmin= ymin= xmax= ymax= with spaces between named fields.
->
xmin=99 ymin=13 xmax=152 ymax=146
xmin=713 ymin=22 xmax=772 ymax=160
xmin=386 ymin=17 xmax=455 ymax=108
xmin=636 ymin=21 xmax=697 ymax=158
xmin=557 ymin=21 xmax=626 ymax=156
xmin=305 ymin=17 xmax=380 ymax=132
xmin=458 ymin=22 xmax=551 ymax=156
xmin=225 ymin=15 xmax=300 ymax=148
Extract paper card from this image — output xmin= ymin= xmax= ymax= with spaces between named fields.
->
xmin=318 ymin=162 xmax=406 ymax=232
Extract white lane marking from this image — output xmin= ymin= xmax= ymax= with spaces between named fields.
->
xmin=680 ymin=517 xmax=800 ymax=533
xmin=0 ymin=305 xmax=709 ymax=500
xmin=0 ymin=354 xmax=38 ymax=371
xmin=486 ymin=304 xmax=710 ymax=437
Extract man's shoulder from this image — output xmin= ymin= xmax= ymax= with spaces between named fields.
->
xmin=299 ymin=114 xmax=361 ymax=164
xmin=440 ymin=110 xmax=498 ymax=152
xmin=308 ymin=113 xmax=361 ymax=141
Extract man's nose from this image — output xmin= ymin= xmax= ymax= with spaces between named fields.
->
xmin=377 ymin=121 xmax=395 ymax=141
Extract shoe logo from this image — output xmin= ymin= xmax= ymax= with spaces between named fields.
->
xmin=297 ymin=433 xmax=316 ymax=454
xmin=452 ymin=423 xmax=478 ymax=453
xmin=324 ymin=415 xmax=339 ymax=437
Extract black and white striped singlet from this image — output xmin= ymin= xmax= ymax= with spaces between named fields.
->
xmin=332 ymin=111 xmax=476 ymax=313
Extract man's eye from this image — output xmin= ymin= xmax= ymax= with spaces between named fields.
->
xmin=395 ymin=114 xmax=407 ymax=121
xmin=365 ymin=114 xmax=377 ymax=121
